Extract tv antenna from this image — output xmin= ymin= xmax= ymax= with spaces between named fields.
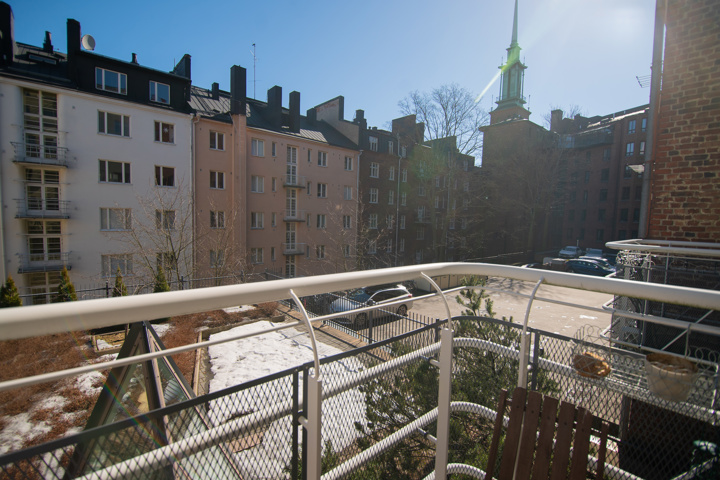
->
xmin=250 ymin=43 xmax=257 ymax=99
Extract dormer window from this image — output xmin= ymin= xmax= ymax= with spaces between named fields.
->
xmin=149 ymin=81 xmax=170 ymax=104
xmin=96 ymin=68 xmax=127 ymax=95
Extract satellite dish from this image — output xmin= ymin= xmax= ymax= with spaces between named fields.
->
xmin=81 ymin=34 xmax=95 ymax=51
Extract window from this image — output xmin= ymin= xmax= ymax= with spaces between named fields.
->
xmin=251 ymin=175 xmax=265 ymax=193
xmin=583 ymin=190 xmax=589 ymax=203
xmin=154 ymin=166 xmax=175 ymax=187
xmin=317 ymin=183 xmax=327 ymax=198
xmin=628 ymin=119 xmax=636 ymax=134
xmin=579 ymin=228 xmax=585 ymax=240
xmin=99 ymin=160 xmax=131 ymax=184
xmin=210 ymin=210 xmax=225 ymax=229
xmin=388 ymin=141 xmax=394 ymax=154
xmin=415 ymin=250 xmax=423 ymax=263
xmin=418 ymin=205 xmax=426 ymax=220
xmin=210 ymin=131 xmax=225 ymax=150
xmin=399 ymin=238 xmax=405 ymax=253
xmin=251 ymin=212 xmax=264 ymax=229
xmin=603 ymin=148 xmax=611 ymax=162
xmin=370 ymin=162 xmax=380 ymax=178
xmin=388 ymin=190 xmax=395 ymax=205
xmin=368 ymin=240 xmax=377 ymax=254
xmin=596 ymin=229 xmax=604 ymax=242
xmin=641 ymin=118 xmax=647 ymax=132
xmin=633 ymin=208 xmax=640 ymax=222
xmin=316 ymin=214 xmax=327 ymax=229
xmin=344 ymin=186 xmax=353 ymax=200
xmin=622 ymin=187 xmax=630 ymax=200
xmin=343 ymin=215 xmax=352 ymax=229
xmin=581 ymin=209 xmax=587 ymax=221
xmin=272 ymin=177 xmax=277 ymax=192
xmin=271 ymin=212 xmax=277 ymax=227
xmin=618 ymin=229 xmax=627 ymax=240
xmin=635 ymin=187 xmax=642 ymax=200
xmin=434 ymin=196 xmax=440 ymax=208
xmin=149 ymin=81 xmax=170 ymax=104
xmin=343 ymin=244 xmax=350 ymax=257
xmin=318 ymin=151 xmax=327 ymax=167
xmin=463 ymin=198 xmax=470 ymax=210
xmin=566 ymin=228 xmax=573 ymax=239
xmin=251 ymin=248 xmax=264 ymax=264
xmin=210 ymin=171 xmax=225 ymax=189
xmin=601 ymin=168 xmax=609 ymax=182
xmin=210 ymin=250 xmax=224 ymax=268
xmin=344 ymin=156 xmax=353 ymax=171
xmin=271 ymin=247 xmax=276 ymax=261
xmin=285 ymin=256 xmax=296 ymax=278
xmin=316 ymin=245 xmax=326 ymax=259
xmin=463 ymin=160 xmax=469 ymax=171
xmin=389 ymin=166 xmax=395 ymax=180
xmin=101 ymin=254 xmax=133 ymax=277
xmin=401 ymin=169 xmax=408 ymax=182
xmin=400 ymin=145 xmax=407 ymax=157
xmin=464 ymin=181 xmax=470 ymax=192
xmin=98 ymin=111 xmax=130 ymax=137
xmin=251 ymin=138 xmax=265 ymax=157
xmin=569 ymin=191 xmax=577 ymax=202
xmin=400 ymin=192 xmax=407 ymax=206
xmin=95 ymin=67 xmax=127 ymax=94
xmin=417 ymin=227 xmax=425 ymax=240
xmin=386 ymin=239 xmax=392 ymax=253
xmin=598 ymin=209 xmax=606 ymax=221
xmin=155 ymin=210 xmax=175 ymax=230
xmin=100 ymin=208 xmax=131 ymax=230
xmin=624 ymin=166 xmax=633 ymax=178
xmin=461 ymin=218 xmax=468 ymax=230
xmin=272 ymin=142 xmax=277 ymax=157
xmin=307 ymin=149 xmax=311 ymax=162
xmin=386 ymin=214 xmax=394 ymax=229
xmin=639 ymin=141 xmax=646 ymax=157
xmin=154 ymin=121 xmax=174 ymax=143
xmin=626 ymin=142 xmax=634 ymax=156
xmin=418 ymin=185 xmax=426 ymax=196
xmin=400 ymin=215 xmax=406 ymax=230
xmin=584 ymin=171 xmax=590 ymax=183
xmin=620 ymin=209 xmax=629 ymax=221
xmin=369 ymin=136 xmax=378 ymax=152
xmin=369 ymin=214 xmax=378 ymax=229
xmin=369 ymin=188 xmax=378 ymax=203
xmin=599 ymin=189 xmax=608 ymax=201
xmin=307 ymin=182 xmax=312 ymax=195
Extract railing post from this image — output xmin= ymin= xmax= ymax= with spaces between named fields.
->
xmin=305 ymin=374 xmax=323 ymax=480
xmin=292 ymin=370 xmax=300 ymax=479
xmin=434 ymin=327 xmax=454 ymax=479
xmin=105 ymin=281 xmax=110 ymax=298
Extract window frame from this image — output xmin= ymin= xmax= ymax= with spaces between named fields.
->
xmin=369 ymin=214 xmax=378 ymax=229
xmin=149 ymin=81 xmax=170 ymax=104
xmin=210 ymin=171 xmax=225 ymax=190
xmin=101 ymin=254 xmax=133 ymax=277
xmin=98 ymin=111 xmax=130 ymax=137
xmin=250 ymin=247 xmax=264 ymax=264
xmin=210 ymin=131 xmax=225 ymax=151
xmin=154 ymin=121 xmax=175 ymax=144
xmin=344 ymin=156 xmax=353 ymax=171
xmin=154 ymin=165 xmax=175 ymax=187
xmin=344 ymin=186 xmax=353 ymax=201
xmin=155 ymin=209 xmax=176 ymax=230
xmin=369 ymin=188 xmax=378 ymax=204
xmin=251 ymin=138 xmax=265 ymax=157
xmin=210 ymin=210 xmax=225 ymax=229
xmin=95 ymin=67 xmax=127 ymax=95
xmin=99 ymin=160 xmax=131 ymax=184
xmin=318 ymin=151 xmax=328 ymax=167
xmin=316 ymin=214 xmax=327 ymax=229
xmin=251 ymin=175 xmax=265 ymax=193
xmin=317 ymin=183 xmax=327 ymax=198
xmin=369 ymin=136 xmax=378 ymax=152
xmin=369 ymin=162 xmax=379 ymax=178
xmin=251 ymin=212 xmax=264 ymax=229
xmin=100 ymin=207 xmax=131 ymax=231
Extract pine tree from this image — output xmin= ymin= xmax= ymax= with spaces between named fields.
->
xmin=0 ymin=275 xmax=22 ymax=308
xmin=55 ymin=267 xmax=78 ymax=302
xmin=153 ymin=265 xmax=170 ymax=293
xmin=113 ymin=268 xmax=128 ymax=297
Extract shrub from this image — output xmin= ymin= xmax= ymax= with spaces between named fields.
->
xmin=112 ymin=268 xmax=128 ymax=297
xmin=0 ymin=275 xmax=22 ymax=308
xmin=55 ymin=267 xmax=77 ymax=302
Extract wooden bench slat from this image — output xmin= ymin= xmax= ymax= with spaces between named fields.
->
xmin=484 ymin=389 xmax=509 ymax=480
xmin=549 ymin=401 xmax=577 ymax=480
xmin=595 ymin=421 xmax=610 ymax=480
xmin=569 ymin=408 xmax=593 ymax=480
xmin=498 ymin=387 xmax=529 ymax=480
xmin=530 ymin=395 xmax=559 ymax=480
xmin=515 ymin=390 xmax=543 ymax=480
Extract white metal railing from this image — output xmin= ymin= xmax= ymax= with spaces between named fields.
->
xmin=2 ymin=262 xmax=720 ymax=479
xmin=607 ymin=238 xmax=720 ymax=259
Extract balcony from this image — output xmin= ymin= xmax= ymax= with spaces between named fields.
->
xmin=283 ymin=174 xmax=307 ymax=189
xmin=17 ymin=251 xmax=71 ymax=273
xmin=282 ymin=242 xmax=307 ymax=255
xmin=11 ymin=141 xmax=70 ymax=167
xmin=1 ymin=260 xmax=720 ymax=479
xmin=283 ymin=209 xmax=307 ymax=222
xmin=15 ymin=199 xmax=71 ymax=219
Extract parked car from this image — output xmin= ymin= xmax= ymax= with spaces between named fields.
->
xmin=578 ymin=256 xmax=615 ymax=272
xmin=329 ymin=284 xmax=413 ymax=328
xmin=584 ymin=248 xmax=604 ymax=258
xmin=558 ymin=246 xmax=583 ymax=258
xmin=566 ymin=259 xmax=615 ymax=277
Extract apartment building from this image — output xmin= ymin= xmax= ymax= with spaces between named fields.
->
xmin=0 ymin=4 xmax=193 ymax=302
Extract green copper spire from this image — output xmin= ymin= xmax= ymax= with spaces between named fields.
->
xmin=496 ymin=0 xmax=527 ymax=111
xmin=511 ymin=0 xmax=519 ymax=48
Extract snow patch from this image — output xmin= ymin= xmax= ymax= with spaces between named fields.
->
xmin=0 ymin=413 xmax=51 ymax=455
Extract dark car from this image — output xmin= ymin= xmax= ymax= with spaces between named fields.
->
xmin=329 ymin=284 xmax=413 ymax=328
xmin=566 ymin=259 xmax=615 ymax=277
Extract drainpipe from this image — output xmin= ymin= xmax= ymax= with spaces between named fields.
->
xmin=356 ymin=150 xmax=362 ymax=269
xmin=395 ymin=137 xmax=402 ymax=267
xmin=191 ymin=113 xmax=199 ymax=276
xmin=638 ymin=0 xmax=667 ymax=238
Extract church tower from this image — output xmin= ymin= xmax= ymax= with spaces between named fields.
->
xmin=490 ymin=0 xmax=530 ymax=124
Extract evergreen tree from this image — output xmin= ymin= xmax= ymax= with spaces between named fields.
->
xmin=153 ymin=265 xmax=170 ymax=293
xmin=0 ymin=275 xmax=22 ymax=308
xmin=55 ymin=267 xmax=78 ymax=302
xmin=112 ymin=268 xmax=128 ymax=297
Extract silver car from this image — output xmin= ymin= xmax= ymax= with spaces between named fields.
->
xmin=329 ymin=285 xmax=413 ymax=328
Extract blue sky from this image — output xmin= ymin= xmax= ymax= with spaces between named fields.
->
xmin=10 ymin=0 xmax=655 ymax=131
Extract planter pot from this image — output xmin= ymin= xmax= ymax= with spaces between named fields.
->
xmin=645 ymin=353 xmax=698 ymax=402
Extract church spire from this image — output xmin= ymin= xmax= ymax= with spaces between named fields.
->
xmin=490 ymin=0 xmax=530 ymax=124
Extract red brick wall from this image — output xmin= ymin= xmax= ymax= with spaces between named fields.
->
xmin=648 ymin=0 xmax=720 ymax=241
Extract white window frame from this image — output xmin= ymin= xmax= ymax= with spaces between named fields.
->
xmin=388 ymin=190 xmax=395 ymax=205
xmin=318 ymin=151 xmax=328 ymax=167
xmin=210 ymin=210 xmax=225 ymax=229
xmin=251 ymin=212 xmax=264 ymax=229
xmin=252 ymin=138 xmax=265 ymax=157
xmin=210 ymin=249 xmax=225 ymax=268
xmin=210 ymin=131 xmax=225 ymax=151
xmin=418 ymin=185 xmax=426 ymax=196
xmin=343 ymin=215 xmax=352 ymax=229
xmin=369 ymin=136 xmax=378 ymax=152
xmin=388 ymin=141 xmax=394 ymax=154
xmin=155 ymin=209 xmax=175 ymax=230
xmin=149 ymin=81 xmax=170 ymax=104
xmin=368 ymin=239 xmax=377 ymax=254
xmin=626 ymin=142 xmax=635 ymax=156
xmin=101 ymin=254 xmax=133 ymax=277
xmin=98 ymin=111 xmax=130 ymax=137
xmin=316 ymin=214 xmax=327 ymax=229
xmin=344 ymin=156 xmax=353 ymax=171
xmin=154 ymin=121 xmax=174 ymax=144
xmin=272 ymin=142 xmax=277 ymax=157
xmin=417 ymin=227 xmax=425 ymax=240
xmin=369 ymin=162 xmax=379 ymax=178
xmin=344 ymin=186 xmax=353 ymax=200
xmin=389 ymin=166 xmax=395 ymax=181
xmin=210 ymin=171 xmax=225 ymax=189
xmin=95 ymin=67 xmax=127 ymax=94
xmin=251 ymin=247 xmax=264 ymax=264
xmin=343 ymin=244 xmax=350 ymax=257
xmin=369 ymin=188 xmax=378 ymax=204
xmin=316 ymin=245 xmax=326 ymax=259
xmin=100 ymin=207 xmax=131 ymax=231
xmin=317 ymin=183 xmax=327 ymax=198
xmin=399 ymin=215 xmax=406 ymax=230
xmin=369 ymin=214 xmax=378 ymax=229
xmin=399 ymin=238 xmax=405 ymax=253
xmin=99 ymin=160 xmax=131 ymax=184
xmin=154 ymin=165 xmax=175 ymax=187
xmin=401 ymin=192 xmax=407 ymax=206
xmin=251 ymin=175 xmax=265 ymax=193
xmin=401 ymin=169 xmax=408 ymax=182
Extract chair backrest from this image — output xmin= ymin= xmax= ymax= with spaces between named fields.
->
xmin=485 ymin=387 xmax=609 ymax=480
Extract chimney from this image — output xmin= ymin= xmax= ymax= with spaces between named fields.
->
xmin=0 ymin=1 xmax=15 ymax=67
xmin=66 ymin=19 xmax=80 ymax=56
xmin=267 ymin=85 xmax=283 ymax=127
xmin=354 ymin=109 xmax=367 ymax=130
xmin=550 ymin=109 xmax=563 ymax=133
xmin=131 ymin=53 xmax=138 ymax=64
xmin=306 ymin=108 xmax=317 ymax=123
xmin=230 ymin=65 xmax=246 ymax=116
xmin=289 ymin=91 xmax=300 ymax=133
xmin=43 ymin=31 xmax=52 ymax=53
xmin=172 ymin=54 xmax=191 ymax=80
xmin=211 ymin=82 xmax=219 ymax=100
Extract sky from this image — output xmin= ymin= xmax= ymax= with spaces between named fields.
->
xmin=9 ymin=0 xmax=656 ymax=131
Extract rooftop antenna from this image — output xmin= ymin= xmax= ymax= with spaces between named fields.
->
xmin=250 ymin=43 xmax=257 ymax=99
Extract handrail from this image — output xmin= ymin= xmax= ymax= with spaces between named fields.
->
xmin=2 ymin=262 xmax=720 ymax=341
xmin=606 ymin=238 xmax=720 ymax=258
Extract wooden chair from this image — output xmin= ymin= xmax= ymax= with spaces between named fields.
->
xmin=485 ymin=387 xmax=610 ymax=480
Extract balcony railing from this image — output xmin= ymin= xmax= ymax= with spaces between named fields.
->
xmin=283 ymin=174 xmax=307 ymax=188
xmin=283 ymin=209 xmax=307 ymax=222
xmin=15 ymin=199 xmax=71 ymax=219
xmin=1 ymin=262 xmax=720 ymax=479
xmin=282 ymin=242 xmax=306 ymax=255
xmin=11 ymin=141 xmax=70 ymax=167
xmin=17 ymin=251 xmax=71 ymax=273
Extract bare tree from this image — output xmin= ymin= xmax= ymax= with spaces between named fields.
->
xmin=398 ymin=84 xmax=489 ymax=157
